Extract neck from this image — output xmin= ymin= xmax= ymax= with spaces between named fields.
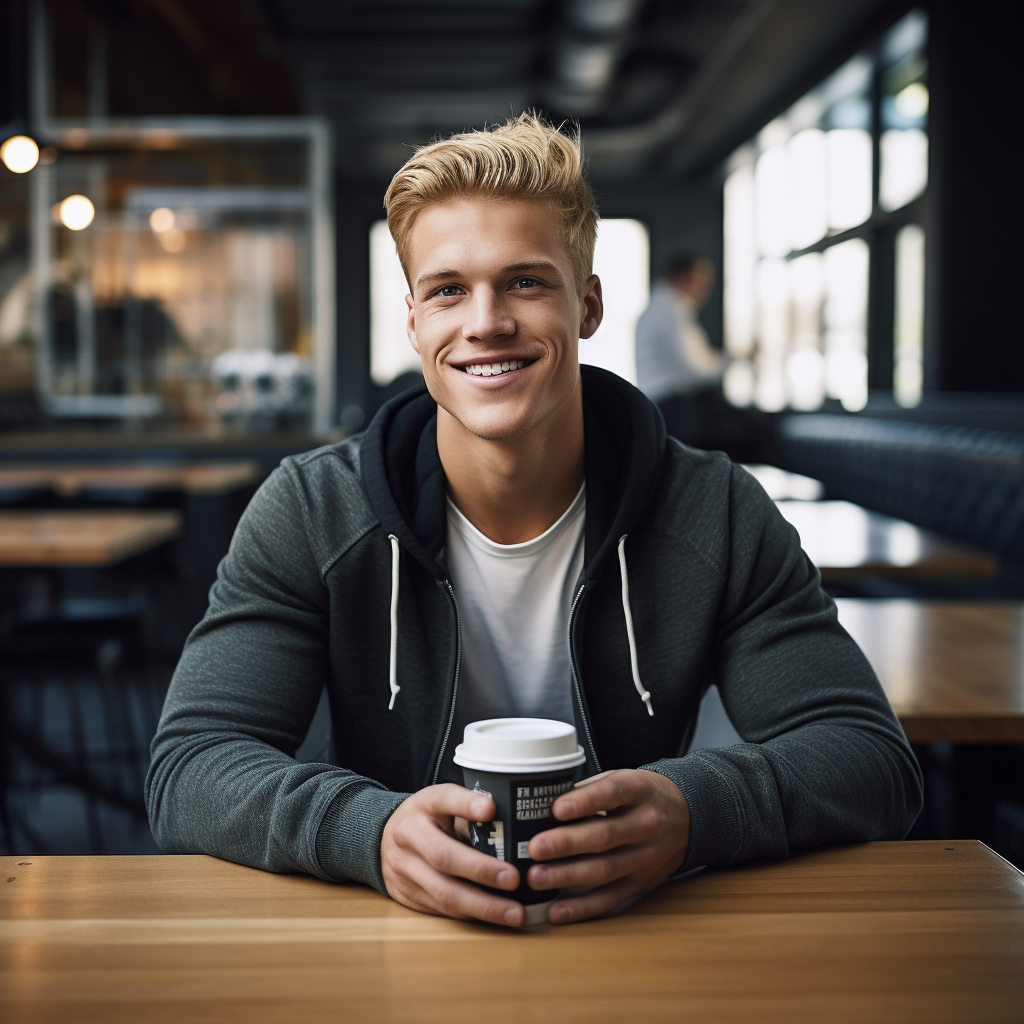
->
xmin=438 ymin=387 xmax=585 ymax=545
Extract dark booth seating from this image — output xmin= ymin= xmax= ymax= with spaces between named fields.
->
xmin=775 ymin=415 xmax=1024 ymax=580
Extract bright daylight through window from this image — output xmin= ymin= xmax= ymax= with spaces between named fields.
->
xmin=724 ymin=10 xmax=928 ymax=412
xmin=370 ymin=219 xmax=649 ymax=387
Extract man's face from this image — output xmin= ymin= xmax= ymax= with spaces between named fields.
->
xmin=404 ymin=198 xmax=602 ymax=441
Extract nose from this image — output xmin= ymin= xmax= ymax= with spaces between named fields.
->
xmin=462 ymin=287 xmax=515 ymax=343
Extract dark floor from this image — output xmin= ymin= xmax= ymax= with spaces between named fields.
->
xmin=2 ymin=668 xmax=167 ymax=855
xmin=1 ymin=672 xmax=332 ymax=856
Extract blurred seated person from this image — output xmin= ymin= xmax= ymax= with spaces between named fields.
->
xmin=635 ymin=254 xmax=735 ymax=453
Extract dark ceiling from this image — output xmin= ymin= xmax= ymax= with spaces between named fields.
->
xmin=38 ymin=0 xmax=907 ymax=179
xmin=267 ymin=0 xmax=907 ymax=177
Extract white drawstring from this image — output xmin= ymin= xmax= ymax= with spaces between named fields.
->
xmin=388 ymin=534 xmax=401 ymax=710
xmin=617 ymin=535 xmax=653 ymax=716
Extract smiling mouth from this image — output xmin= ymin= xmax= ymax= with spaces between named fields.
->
xmin=456 ymin=359 xmax=534 ymax=377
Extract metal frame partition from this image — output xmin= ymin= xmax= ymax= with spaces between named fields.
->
xmin=26 ymin=3 xmax=336 ymax=434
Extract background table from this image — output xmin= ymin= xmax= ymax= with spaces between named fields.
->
xmin=836 ymin=599 xmax=1024 ymax=744
xmin=776 ymin=499 xmax=996 ymax=578
xmin=0 ymin=510 xmax=182 ymax=567
xmin=742 ymin=464 xmax=824 ymax=501
xmin=1 ymin=842 xmax=1021 ymax=1024
xmin=0 ymin=460 xmax=259 ymax=497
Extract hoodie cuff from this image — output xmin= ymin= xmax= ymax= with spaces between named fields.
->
xmin=640 ymin=754 xmax=742 ymax=871
xmin=314 ymin=782 xmax=411 ymax=893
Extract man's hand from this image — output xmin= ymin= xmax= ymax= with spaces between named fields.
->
xmin=381 ymin=784 xmax=526 ymax=927
xmin=526 ymin=769 xmax=690 ymax=925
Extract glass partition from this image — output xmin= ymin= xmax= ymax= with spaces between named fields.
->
xmin=0 ymin=118 xmax=334 ymax=434
xmin=20 ymin=127 xmax=332 ymax=433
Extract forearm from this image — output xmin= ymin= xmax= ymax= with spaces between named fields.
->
xmin=146 ymin=726 xmax=408 ymax=890
xmin=642 ymin=720 xmax=922 ymax=870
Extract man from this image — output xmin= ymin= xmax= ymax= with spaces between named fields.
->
xmin=635 ymin=254 xmax=733 ymax=452
xmin=147 ymin=115 xmax=921 ymax=929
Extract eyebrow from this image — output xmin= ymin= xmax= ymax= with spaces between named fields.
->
xmin=414 ymin=260 xmax=563 ymax=291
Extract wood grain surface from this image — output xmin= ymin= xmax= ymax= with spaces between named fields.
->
xmin=0 ymin=510 xmax=182 ymax=566
xmin=0 ymin=461 xmax=259 ymax=496
xmin=2 ymin=842 xmax=1022 ymax=1024
xmin=776 ymin=500 xmax=996 ymax=578
xmin=837 ymin=600 xmax=1024 ymax=743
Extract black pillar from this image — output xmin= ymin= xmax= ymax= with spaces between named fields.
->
xmin=925 ymin=0 xmax=1024 ymax=392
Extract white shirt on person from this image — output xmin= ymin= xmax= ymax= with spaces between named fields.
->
xmin=635 ymin=280 xmax=725 ymax=403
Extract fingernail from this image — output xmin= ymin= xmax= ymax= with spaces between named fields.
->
xmin=497 ymin=869 xmax=515 ymax=888
xmin=531 ymin=869 xmax=548 ymax=886
xmin=549 ymin=905 xmax=569 ymax=925
xmin=470 ymin=798 xmax=490 ymax=818
xmin=504 ymin=907 xmax=522 ymax=926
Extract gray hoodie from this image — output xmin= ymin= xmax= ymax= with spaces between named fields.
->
xmin=146 ymin=366 xmax=922 ymax=893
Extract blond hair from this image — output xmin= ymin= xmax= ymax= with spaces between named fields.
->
xmin=384 ymin=112 xmax=598 ymax=289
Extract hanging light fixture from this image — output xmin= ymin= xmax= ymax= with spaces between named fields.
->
xmin=58 ymin=194 xmax=95 ymax=230
xmin=1 ymin=135 xmax=40 ymax=173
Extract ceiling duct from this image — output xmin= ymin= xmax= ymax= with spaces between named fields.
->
xmin=547 ymin=0 xmax=644 ymax=115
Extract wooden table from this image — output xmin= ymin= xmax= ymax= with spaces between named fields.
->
xmin=776 ymin=499 xmax=996 ymax=578
xmin=0 ymin=510 xmax=182 ymax=566
xmin=0 ymin=460 xmax=259 ymax=497
xmin=1 ymin=842 xmax=1021 ymax=1024
xmin=837 ymin=600 xmax=1024 ymax=744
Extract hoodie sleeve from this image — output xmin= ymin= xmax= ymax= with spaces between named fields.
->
xmin=145 ymin=463 xmax=409 ymax=893
xmin=642 ymin=463 xmax=923 ymax=871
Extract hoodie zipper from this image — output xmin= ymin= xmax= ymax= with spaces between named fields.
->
xmin=568 ymin=581 xmax=601 ymax=773
xmin=432 ymin=578 xmax=463 ymax=785
xmin=434 ymin=577 xmax=598 ymax=782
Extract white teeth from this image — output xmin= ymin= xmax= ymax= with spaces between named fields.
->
xmin=462 ymin=359 xmax=528 ymax=376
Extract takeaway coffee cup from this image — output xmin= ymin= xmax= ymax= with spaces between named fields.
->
xmin=454 ymin=718 xmax=587 ymax=925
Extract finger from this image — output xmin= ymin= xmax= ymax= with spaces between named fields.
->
xmin=419 ymin=825 xmax=520 ymax=890
xmin=551 ymin=771 xmax=645 ymax=821
xmin=530 ymin=803 xmax=657 ymax=861
xmin=392 ymin=811 xmax=519 ymax=888
xmin=401 ymin=853 xmax=525 ymax=927
xmin=571 ymin=771 xmax=614 ymax=788
xmin=547 ymin=877 xmax=640 ymax=926
xmin=421 ymin=783 xmax=496 ymax=824
xmin=527 ymin=845 xmax=648 ymax=891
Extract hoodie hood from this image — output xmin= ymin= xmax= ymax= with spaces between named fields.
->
xmin=361 ymin=364 xmax=666 ymax=583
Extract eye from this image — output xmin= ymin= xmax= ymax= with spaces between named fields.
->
xmin=435 ymin=284 xmax=463 ymax=298
xmin=511 ymin=276 xmax=541 ymax=290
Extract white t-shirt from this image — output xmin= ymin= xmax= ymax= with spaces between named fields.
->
xmin=441 ymin=485 xmax=586 ymax=782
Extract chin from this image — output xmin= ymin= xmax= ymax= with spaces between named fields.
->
xmin=432 ymin=393 xmax=535 ymax=441
xmin=455 ymin=409 xmax=538 ymax=442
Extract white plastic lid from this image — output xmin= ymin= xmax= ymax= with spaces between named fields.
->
xmin=453 ymin=718 xmax=586 ymax=773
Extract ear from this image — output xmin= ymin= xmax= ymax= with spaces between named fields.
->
xmin=579 ymin=274 xmax=604 ymax=339
xmin=405 ymin=292 xmax=421 ymax=355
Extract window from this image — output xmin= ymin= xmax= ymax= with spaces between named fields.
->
xmin=723 ymin=10 xmax=928 ymax=412
xmin=369 ymin=220 xmax=417 ymax=387
xmin=580 ymin=218 xmax=649 ymax=385
xmin=370 ymin=217 xmax=649 ymax=387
